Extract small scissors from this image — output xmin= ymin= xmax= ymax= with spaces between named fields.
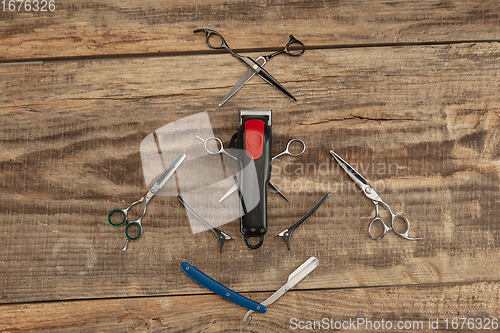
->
xmin=194 ymin=29 xmax=298 ymax=103
xmin=107 ymin=153 xmax=186 ymax=250
xmin=329 ymin=150 xmax=421 ymax=241
xmin=202 ymin=137 xmax=306 ymax=203
xmin=204 ymin=137 xmax=306 ymax=162
xmin=219 ymin=35 xmax=305 ymax=106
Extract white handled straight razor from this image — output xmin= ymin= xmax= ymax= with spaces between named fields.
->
xmin=243 ymin=257 xmax=319 ymax=322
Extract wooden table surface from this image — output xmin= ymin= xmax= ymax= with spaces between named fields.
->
xmin=1 ymin=1 xmax=499 ymax=332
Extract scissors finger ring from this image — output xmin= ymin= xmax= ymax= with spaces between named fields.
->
xmin=391 ymin=214 xmax=422 ymax=240
xmin=193 ymin=29 xmax=229 ymax=50
xmin=204 ymin=137 xmax=224 ymax=155
xmin=272 ymin=139 xmax=306 ymax=160
xmin=285 ymin=139 xmax=306 ymax=156
xmin=368 ymin=217 xmax=392 ymax=240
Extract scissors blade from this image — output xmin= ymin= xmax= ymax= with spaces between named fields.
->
xmin=150 ymin=153 xmax=186 ymax=194
xmin=237 ymin=56 xmax=296 ymax=101
xmin=267 ymin=181 xmax=290 ymax=202
xmin=219 ymin=57 xmax=267 ymax=106
xmin=219 ymin=182 xmax=238 ymax=203
xmin=329 ymin=150 xmax=369 ymax=190
xmin=219 ymin=180 xmax=289 ymax=203
xmin=243 ymin=257 xmax=319 ymax=322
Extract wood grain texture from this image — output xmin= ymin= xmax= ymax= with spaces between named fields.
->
xmin=1 ymin=0 xmax=500 ymax=61
xmin=1 ymin=282 xmax=499 ymax=332
xmin=1 ymin=43 xmax=499 ymax=306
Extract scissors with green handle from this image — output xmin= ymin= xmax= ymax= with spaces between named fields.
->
xmin=107 ymin=153 xmax=186 ymax=250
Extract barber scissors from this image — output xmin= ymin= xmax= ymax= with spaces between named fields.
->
xmin=202 ymin=137 xmax=305 ymax=203
xmin=219 ymin=35 xmax=305 ymax=106
xmin=107 ymin=153 xmax=186 ymax=250
xmin=329 ymin=150 xmax=421 ymax=241
xmin=194 ymin=29 xmax=298 ymax=103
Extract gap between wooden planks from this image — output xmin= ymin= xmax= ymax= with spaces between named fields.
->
xmin=1 ymin=0 xmax=500 ymax=61
xmin=0 ymin=281 xmax=499 ymax=332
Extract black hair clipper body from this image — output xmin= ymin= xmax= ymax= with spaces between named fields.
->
xmin=236 ymin=110 xmax=272 ymax=249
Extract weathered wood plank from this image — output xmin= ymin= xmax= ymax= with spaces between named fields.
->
xmin=0 ymin=43 xmax=499 ymax=304
xmin=1 ymin=0 xmax=499 ymax=61
xmin=1 ymin=282 xmax=499 ymax=332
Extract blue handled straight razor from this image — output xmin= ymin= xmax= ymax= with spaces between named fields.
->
xmin=181 ymin=262 xmax=266 ymax=313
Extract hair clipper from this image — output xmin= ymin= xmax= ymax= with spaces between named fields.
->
xmin=236 ymin=110 xmax=272 ymax=249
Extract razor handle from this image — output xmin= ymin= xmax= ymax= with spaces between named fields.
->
xmin=237 ymin=112 xmax=271 ymax=249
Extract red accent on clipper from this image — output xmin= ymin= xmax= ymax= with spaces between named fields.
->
xmin=244 ymin=119 xmax=265 ymax=160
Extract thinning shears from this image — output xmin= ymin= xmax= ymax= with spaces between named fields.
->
xmin=107 ymin=153 xmax=186 ymax=250
xmin=329 ymin=150 xmax=421 ymax=241
xmin=203 ymin=137 xmax=306 ymax=203
xmin=194 ymin=29 xmax=301 ymax=103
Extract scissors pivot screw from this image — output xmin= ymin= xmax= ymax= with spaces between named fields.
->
xmin=365 ymin=187 xmax=373 ymax=194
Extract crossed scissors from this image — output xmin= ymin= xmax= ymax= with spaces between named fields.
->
xmin=194 ymin=29 xmax=305 ymax=105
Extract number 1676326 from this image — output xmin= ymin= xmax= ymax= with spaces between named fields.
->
xmin=2 ymin=0 xmax=55 ymax=12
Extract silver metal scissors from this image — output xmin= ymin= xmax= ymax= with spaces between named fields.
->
xmin=107 ymin=153 xmax=186 ymax=250
xmin=202 ymin=136 xmax=301 ymax=203
xmin=329 ymin=150 xmax=421 ymax=241
xmin=204 ymin=137 xmax=306 ymax=161
xmin=219 ymin=35 xmax=305 ymax=106
xmin=194 ymin=29 xmax=298 ymax=102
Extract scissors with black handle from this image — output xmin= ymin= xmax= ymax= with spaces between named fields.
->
xmin=194 ymin=29 xmax=298 ymax=102
xmin=107 ymin=153 xmax=186 ymax=250
xmin=330 ymin=150 xmax=421 ymax=241
xmin=219 ymin=34 xmax=305 ymax=106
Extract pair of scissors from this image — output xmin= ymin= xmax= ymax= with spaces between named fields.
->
xmin=204 ymin=137 xmax=306 ymax=161
xmin=203 ymin=137 xmax=306 ymax=203
xmin=194 ymin=29 xmax=300 ymax=103
xmin=329 ymin=150 xmax=421 ymax=241
xmin=219 ymin=34 xmax=305 ymax=106
xmin=107 ymin=153 xmax=186 ymax=250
